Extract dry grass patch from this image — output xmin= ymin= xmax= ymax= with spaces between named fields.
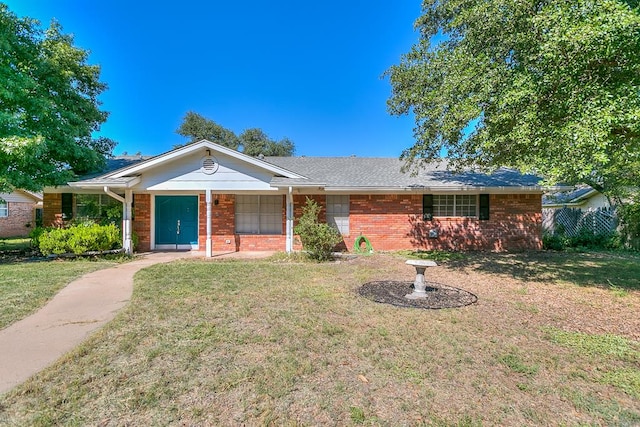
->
xmin=0 ymin=252 xmax=639 ymax=426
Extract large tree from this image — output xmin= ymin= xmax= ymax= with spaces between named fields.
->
xmin=175 ymin=111 xmax=240 ymax=150
xmin=176 ymin=112 xmax=295 ymax=156
xmin=386 ymin=0 xmax=640 ymax=197
xmin=239 ymin=128 xmax=295 ymax=157
xmin=0 ymin=4 xmax=115 ymax=192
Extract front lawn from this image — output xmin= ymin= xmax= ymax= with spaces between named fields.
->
xmin=0 ymin=259 xmax=120 ymax=330
xmin=1 ymin=252 xmax=638 ymax=425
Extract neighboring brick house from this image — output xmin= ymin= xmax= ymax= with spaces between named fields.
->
xmin=42 ymin=140 xmax=544 ymax=255
xmin=0 ymin=190 xmax=42 ymax=238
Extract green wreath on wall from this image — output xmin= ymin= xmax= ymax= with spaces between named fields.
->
xmin=353 ymin=235 xmax=373 ymax=254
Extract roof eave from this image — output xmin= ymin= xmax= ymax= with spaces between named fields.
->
xmin=68 ymin=176 xmax=141 ymax=189
xmin=280 ymin=185 xmax=546 ymax=193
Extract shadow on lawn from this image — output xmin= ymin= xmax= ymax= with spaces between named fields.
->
xmin=444 ymin=251 xmax=640 ymax=291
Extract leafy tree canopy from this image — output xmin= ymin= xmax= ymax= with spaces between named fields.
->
xmin=386 ymin=0 xmax=640 ymax=196
xmin=176 ymin=111 xmax=295 ymax=157
xmin=175 ymin=111 xmax=240 ymax=150
xmin=0 ymin=4 xmax=115 ymax=192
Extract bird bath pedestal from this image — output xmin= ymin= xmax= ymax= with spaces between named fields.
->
xmin=405 ymin=260 xmax=438 ymax=299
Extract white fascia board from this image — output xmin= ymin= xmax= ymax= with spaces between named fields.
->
xmin=68 ymin=177 xmax=141 ymax=189
xmin=107 ymin=140 xmax=306 ymax=180
xmin=543 ymin=202 xmax=583 ymax=208
xmin=569 ymin=188 xmax=599 ymax=203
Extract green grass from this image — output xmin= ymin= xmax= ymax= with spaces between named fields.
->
xmin=544 ymin=327 xmax=640 ymax=399
xmin=0 ymin=252 xmax=639 ymax=425
xmin=448 ymin=250 xmax=640 ymax=290
xmin=0 ymin=237 xmax=31 ymax=252
xmin=0 ymin=259 xmax=120 ymax=329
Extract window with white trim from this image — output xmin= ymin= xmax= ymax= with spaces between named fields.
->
xmin=0 ymin=198 xmax=7 ymax=218
xmin=326 ymin=195 xmax=349 ymax=234
xmin=432 ymin=194 xmax=477 ymax=217
xmin=235 ymin=195 xmax=283 ymax=234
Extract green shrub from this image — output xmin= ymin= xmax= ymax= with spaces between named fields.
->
xmin=542 ymin=232 xmax=567 ymax=250
xmin=618 ymin=196 xmax=640 ymax=250
xmin=294 ymin=197 xmax=342 ymax=261
xmin=37 ymin=223 xmax=122 ymax=255
xmin=543 ymin=229 xmax=620 ymax=251
xmin=29 ymin=226 xmax=49 ymax=249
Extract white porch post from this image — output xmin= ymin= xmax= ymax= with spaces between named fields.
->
xmin=205 ymin=189 xmax=212 ymax=257
xmin=123 ymin=190 xmax=133 ymax=254
xmin=103 ymin=187 xmax=132 ymax=255
xmin=286 ymin=186 xmax=294 ymax=253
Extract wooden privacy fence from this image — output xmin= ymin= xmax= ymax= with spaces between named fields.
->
xmin=542 ymin=207 xmax=618 ymax=236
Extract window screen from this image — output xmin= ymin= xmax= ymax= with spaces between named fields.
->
xmin=326 ymin=195 xmax=349 ymax=234
xmin=235 ymin=195 xmax=282 ymax=234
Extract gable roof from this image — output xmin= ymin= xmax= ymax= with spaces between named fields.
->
xmin=102 ymin=140 xmax=304 ymax=180
xmin=68 ymin=140 xmax=304 ymax=189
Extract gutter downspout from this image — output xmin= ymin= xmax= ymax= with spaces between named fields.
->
xmin=103 ymin=186 xmax=133 ymax=255
xmin=286 ymin=186 xmax=293 ymax=253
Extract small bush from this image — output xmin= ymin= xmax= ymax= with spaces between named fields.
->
xmin=294 ymin=197 xmax=342 ymax=261
xmin=37 ymin=223 xmax=122 ymax=255
xmin=618 ymin=196 xmax=640 ymax=250
xmin=29 ymin=226 xmax=49 ymax=249
xmin=543 ymin=232 xmax=568 ymax=251
xmin=543 ymin=230 xmax=620 ymax=251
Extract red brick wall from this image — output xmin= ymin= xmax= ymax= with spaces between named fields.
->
xmin=0 ymin=202 xmax=35 ymax=237
xmin=342 ymin=193 xmax=542 ymax=252
xmin=133 ymin=194 xmax=151 ymax=252
xmin=198 ymin=194 xmax=287 ymax=252
xmin=42 ymin=193 xmax=64 ymax=227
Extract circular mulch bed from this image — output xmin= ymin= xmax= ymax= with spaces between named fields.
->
xmin=358 ymin=280 xmax=478 ymax=309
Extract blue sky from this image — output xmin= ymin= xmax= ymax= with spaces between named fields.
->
xmin=6 ymin=1 xmax=421 ymax=158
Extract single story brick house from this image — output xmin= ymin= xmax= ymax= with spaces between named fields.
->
xmin=42 ymin=140 xmax=544 ymax=255
xmin=0 ymin=190 xmax=42 ymax=238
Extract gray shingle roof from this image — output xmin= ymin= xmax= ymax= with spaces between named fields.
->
xmin=76 ymin=156 xmax=152 ymax=181
xmin=265 ymin=157 xmax=541 ymax=189
xmin=542 ymin=186 xmax=597 ymax=205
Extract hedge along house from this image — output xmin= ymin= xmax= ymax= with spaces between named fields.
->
xmin=42 ymin=140 xmax=545 ymax=255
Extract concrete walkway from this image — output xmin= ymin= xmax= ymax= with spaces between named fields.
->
xmin=0 ymin=251 xmax=192 ymax=395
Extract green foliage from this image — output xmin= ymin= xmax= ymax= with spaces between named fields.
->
xmin=0 ymin=4 xmax=115 ymax=192
xmin=543 ymin=229 xmax=620 ymax=251
xmin=175 ymin=112 xmax=295 ymax=156
xmin=175 ymin=111 xmax=240 ymax=149
xmin=618 ymin=194 xmax=640 ymax=249
xmin=386 ymin=0 xmax=640 ymax=197
xmin=239 ymin=128 xmax=295 ymax=156
xmin=294 ymin=197 xmax=342 ymax=261
xmin=36 ymin=223 xmax=121 ymax=255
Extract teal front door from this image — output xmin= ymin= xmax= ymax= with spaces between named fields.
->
xmin=155 ymin=196 xmax=198 ymax=247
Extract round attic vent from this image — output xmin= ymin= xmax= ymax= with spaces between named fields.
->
xmin=201 ymin=155 xmax=219 ymax=175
